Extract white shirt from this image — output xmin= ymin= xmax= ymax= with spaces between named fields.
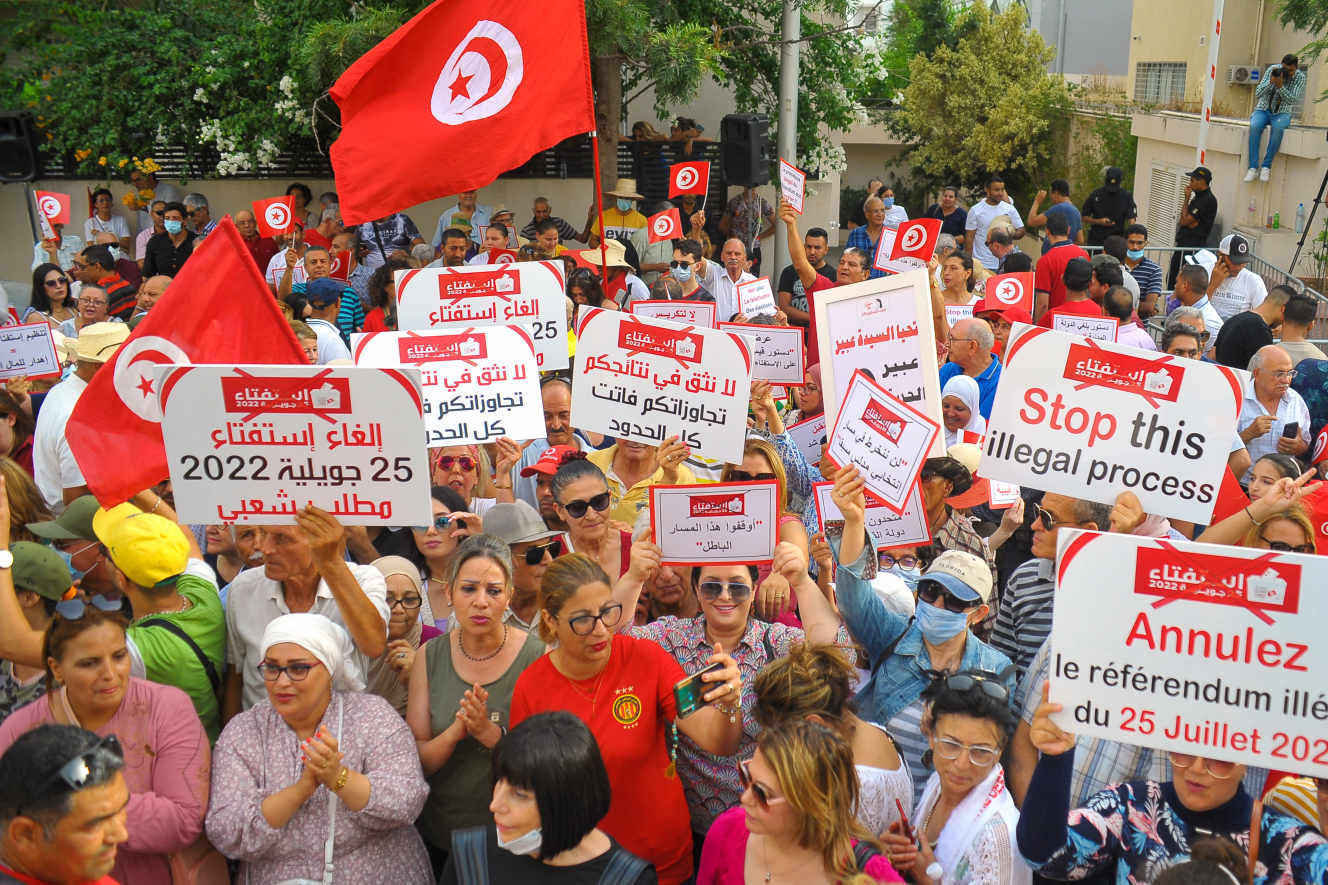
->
xmin=224 ymin=563 xmax=390 ymax=710
xmin=1210 ymin=268 xmax=1269 ymax=321
xmin=710 ymin=269 xmax=755 ymax=324
xmin=31 ymin=234 xmax=84 ymax=272
xmin=965 ymin=200 xmax=1024 ymax=271
xmin=307 ymin=317 xmax=350 ymax=364
xmin=1238 ymin=385 xmax=1311 ymax=482
xmin=264 ymin=250 xmax=308 ymax=289
xmin=83 ymin=214 xmax=130 ymax=244
xmin=1187 ymin=295 xmax=1225 ymax=354
xmin=883 ymin=205 xmax=909 ymax=228
xmin=33 ymin=373 xmax=88 ymax=513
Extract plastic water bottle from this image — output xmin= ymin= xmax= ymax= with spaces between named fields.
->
xmin=1274 ymin=211 xmax=1280 ymax=230
xmin=1249 ymin=198 xmax=1258 ymax=223
xmin=1296 ymin=202 xmax=1306 ymax=233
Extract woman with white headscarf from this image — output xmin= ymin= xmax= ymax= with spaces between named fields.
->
xmin=941 ymin=374 xmax=986 ymax=448
xmin=206 ymin=613 xmax=432 ymax=884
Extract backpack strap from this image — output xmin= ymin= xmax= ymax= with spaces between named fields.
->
xmin=853 ymin=840 xmax=882 ymax=871
xmin=450 ymin=827 xmax=490 ymax=885
xmin=597 ymin=847 xmax=650 ymax=885
xmin=137 ymin=617 xmax=221 ymax=695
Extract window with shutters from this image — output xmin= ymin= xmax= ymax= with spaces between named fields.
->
xmin=1146 ymin=164 xmax=1186 ymax=247
xmin=1134 ymin=62 xmax=1187 ymax=105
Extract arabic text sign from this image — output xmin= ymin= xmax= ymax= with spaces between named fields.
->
xmin=988 ymin=481 xmax=1022 ymax=509
xmin=1051 ymin=313 xmax=1118 ymax=342
xmin=158 ymin=365 xmax=432 ymax=526
xmin=779 ymin=159 xmax=806 ymax=215
xmin=737 ymin=277 xmax=777 ymax=317
xmin=813 ymin=480 xmax=930 ymax=550
xmin=351 ymin=327 xmax=542 ymax=446
xmin=628 ymin=299 xmax=717 ymax=329
xmin=982 ymin=324 xmax=1243 ymax=524
xmin=394 ymin=261 xmax=568 ymax=370
xmin=650 ymin=481 xmax=778 ymax=566
xmin=571 ymin=311 xmax=753 ymax=462
xmin=786 ymin=413 xmax=826 ymax=467
xmin=1050 ymin=529 xmax=1328 ymax=778
xmin=0 ymin=323 xmax=61 ymax=379
xmin=826 ymin=370 xmax=941 ymax=513
xmin=718 ymin=322 xmax=805 ymax=386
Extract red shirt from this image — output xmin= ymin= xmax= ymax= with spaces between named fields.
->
xmin=803 ymin=272 xmax=838 ymax=367
xmin=511 ymin=634 xmax=691 ymax=885
xmin=0 ymin=862 xmax=119 ymax=885
xmin=242 ymin=234 xmax=278 ymax=272
xmin=1038 ymin=298 xmax=1103 ymax=328
xmin=1033 ymin=241 xmax=1090 ymax=309
xmin=362 ymin=307 xmax=390 ymax=333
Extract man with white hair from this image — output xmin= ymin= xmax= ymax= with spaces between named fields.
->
xmin=939 ymin=318 xmax=1002 ymax=420
xmin=302 ymin=205 xmax=343 ymax=249
xmin=710 ymin=238 xmax=755 ymax=322
xmin=182 ymin=192 xmax=216 ymax=239
xmin=1238 ymin=344 xmax=1310 ymax=482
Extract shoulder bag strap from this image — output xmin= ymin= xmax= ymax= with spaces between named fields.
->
xmin=137 ymin=617 xmax=222 ymax=695
xmin=320 ymin=696 xmax=344 ymax=885
xmin=872 ymin=616 xmax=915 ymax=675
xmin=597 ymin=847 xmax=650 ymax=885
xmin=450 ymin=828 xmax=490 ymax=885
xmin=1248 ymin=797 xmax=1263 ymax=884
xmin=853 ymin=840 xmax=881 ymax=871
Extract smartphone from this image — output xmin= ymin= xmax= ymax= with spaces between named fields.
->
xmin=1283 ymin=421 xmax=1300 ymax=439
xmin=895 ymin=798 xmax=915 ymax=840
xmin=673 ymin=662 xmax=725 ymax=717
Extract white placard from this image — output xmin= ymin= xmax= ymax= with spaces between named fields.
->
xmin=988 ymin=481 xmax=1022 ymax=509
xmin=737 ymin=277 xmax=777 ymax=317
xmin=158 ymin=365 xmax=432 ymax=525
xmin=351 ymin=327 xmax=542 ymax=446
xmin=813 ymin=268 xmax=944 ymax=457
xmin=627 ymin=299 xmax=717 ymax=329
xmin=826 ymin=371 xmax=941 ymax=513
xmin=1051 ymin=313 xmax=1118 ymax=342
xmin=718 ymin=322 xmax=806 ymax=386
xmin=1050 ymin=529 xmax=1328 ymax=778
xmin=812 ymin=480 xmax=931 ymax=550
xmin=394 ymin=261 xmax=568 ymax=370
xmin=0 ymin=322 xmax=61 ymax=379
xmin=983 ymin=323 xmax=1244 ymax=525
xmin=786 ymin=413 xmax=827 ymax=467
xmin=779 ymin=159 xmax=806 ymax=215
xmin=944 ymin=304 xmax=975 ymax=328
xmin=572 ymin=310 xmax=752 ymax=462
xmin=649 ymin=481 xmax=778 ymax=566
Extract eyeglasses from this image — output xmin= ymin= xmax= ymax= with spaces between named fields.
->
xmin=727 ymin=470 xmax=776 ymax=482
xmin=880 ymin=554 xmax=919 ymax=569
xmin=435 ymin=454 xmax=476 ymax=472
xmin=738 ymin=758 xmax=786 ymax=810
xmin=54 ymin=594 xmax=121 ymax=620
xmin=419 ymin=513 xmax=467 ymax=532
xmin=152 ymin=210 xmax=165 ymax=217
xmin=1268 ymin=370 xmax=1298 ymax=381
xmin=669 ymin=260 xmax=693 ymax=269
xmin=258 ymin=660 xmax=323 ymax=682
xmin=78 ymin=297 xmax=107 ymax=307
xmin=933 ymin=736 xmax=1000 ymax=768
xmin=560 ymin=602 xmax=623 ymax=635
xmin=1260 ymin=537 xmax=1315 ymax=553
xmin=42 ymin=734 xmax=123 ymax=794
xmin=917 ymin=581 xmax=976 ymax=613
xmin=947 ymin=337 xmax=975 ymax=346
xmin=559 ymin=491 xmax=611 ymax=519
xmin=698 ymin=580 xmax=753 ymax=602
xmin=388 ymin=595 xmax=423 ymax=611
xmin=44 ymin=278 xmax=67 ymax=288
xmin=1169 ymin=752 xmax=1237 ymax=779
xmin=522 ymin=539 xmax=562 ymax=565
xmin=1034 ymin=504 xmax=1074 ymax=529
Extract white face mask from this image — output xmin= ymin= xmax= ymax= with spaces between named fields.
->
xmin=497 ymin=826 xmax=543 ymax=856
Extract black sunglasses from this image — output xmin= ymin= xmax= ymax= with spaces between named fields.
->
xmin=418 ymin=513 xmax=467 ymax=532
xmin=522 ymin=538 xmax=563 ymax=565
xmin=42 ymin=734 xmax=123 ymax=794
xmin=728 ymin=470 xmax=776 ymax=482
xmin=917 ymin=580 xmax=976 ymax=613
xmin=560 ymin=491 xmax=611 ymax=519
xmin=1261 ymin=538 xmax=1315 ymax=553
xmin=54 ymin=594 xmax=122 ymax=621
xmin=698 ymin=580 xmax=752 ymax=602
xmin=936 ymin=671 xmax=1010 ymax=704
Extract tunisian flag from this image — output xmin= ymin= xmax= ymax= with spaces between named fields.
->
xmin=65 ymin=216 xmax=307 ymax=505
xmin=330 ymin=0 xmax=595 ymax=225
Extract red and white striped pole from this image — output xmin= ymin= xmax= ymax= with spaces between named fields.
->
xmin=1195 ymin=0 xmax=1225 ymax=167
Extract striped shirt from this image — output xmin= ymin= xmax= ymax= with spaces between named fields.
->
xmin=1255 ymin=66 xmax=1307 ymax=114
xmin=520 ymin=216 xmax=579 ymax=242
xmin=887 ymin=697 xmax=931 ymax=805
xmin=1265 ymin=777 xmax=1323 ymax=829
xmin=990 ymin=557 xmax=1054 ymax=685
xmin=1126 ymin=256 xmax=1162 ymax=298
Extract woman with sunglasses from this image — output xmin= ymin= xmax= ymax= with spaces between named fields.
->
xmin=433 ymin=445 xmax=503 ymax=514
xmin=363 ymin=556 xmax=442 ymax=716
xmin=1019 ymin=685 xmax=1328 ymax=884
xmin=209 ymin=612 xmax=431 ymax=883
xmin=829 ymin=465 xmax=1015 ymax=805
xmin=26 ymin=263 xmax=76 ymax=329
xmin=881 ymin=671 xmax=1029 ymax=885
xmin=552 ymin=458 xmax=633 ymax=582
xmin=410 ymin=485 xmax=478 ymax=630
xmin=0 ymin=592 xmax=210 ymax=885
xmin=624 ymin=543 xmax=842 ymax=849
xmin=406 ymin=535 xmax=545 ymax=874
xmin=512 ymin=554 xmax=744 ymax=885
xmin=698 ymin=718 xmax=903 ymax=884
xmin=1197 ymin=470 xmax=1319 ymax=554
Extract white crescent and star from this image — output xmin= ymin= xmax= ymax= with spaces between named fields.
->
xmin=899 ymin=226 xmax=925 ymax=252
xmin=111 ymin=336 xmax=192 ymax=423
xmin=995 ymin=279 xmax=1024 ymax=305
xmin=38 ymin=196 xmax=60 ymax=219
xmin=265 ymin=202 xmax=290 ymax=230
xmin=675 ymin=167 xmax=697 ymax=190
xmin=431 ymin=21 xmax=525 ymax=125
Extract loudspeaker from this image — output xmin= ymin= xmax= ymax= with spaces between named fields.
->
xmin=720 ymin=113 xmax=771 ymax=187
xmin=0 ymin=113 xmax=40 ymax=183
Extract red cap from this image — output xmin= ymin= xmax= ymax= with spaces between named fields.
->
xmin=973 ymin=299 xmax=1033 ymax=327
xmin=520 ymin=445 xmax=580 ymax=477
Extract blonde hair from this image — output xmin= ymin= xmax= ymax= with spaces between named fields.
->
xmin=758 ymin=719 xmax=882 ymax=885
xmin=1 ymin=458 xmax=50 ymax=543
xmin=722 ymin=438 xmax=790 ymax=513
xmin=1242 ymin=505 xmax=1315 ymax=549
xmin=753 ymin=643 xmax=857 ymax=732
xmin=537 ymin=553 xmax=610 ymax=643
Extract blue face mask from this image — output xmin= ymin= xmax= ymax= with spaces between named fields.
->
xmin=54 ymin=543 xmax=93 ymax=582
xmin=615 ymin=199 xmax=634 ymax=213
xmin=914 ymin=599 xmax=971 ymax=644
xmin=1126 ymin=248 xmax=1145 ymax=261
xmin=164 ymin=219 xmax=183 ymax=235
xmin=881 ymin=197 xmax=895 ymax=209
xmin=670 ymin=264 xmax=692 ymax=282
xmin=886 ymin=563 xmax=922 ymax=590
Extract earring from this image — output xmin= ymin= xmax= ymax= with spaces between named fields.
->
xmin=922 ymin=748 xmax=934 ymax=769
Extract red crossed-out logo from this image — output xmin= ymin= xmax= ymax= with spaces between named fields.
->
xmin=689 ymin=492 xmax=745 ymax=518
xmin=618 ymin=321 xmax=704 ymax=365
xmin=1063 ymin=341 xmax=1184 ymax=407
xmin=1134 ymin=545 xmax=1301 ymax=624
xmin=397 ymin=332 xmax=487 ymax=364
xmin=860 ymin=400 xmax=906 ymax=444
xmin=438 ymin=267 xmax=521 ymax=300
xmin=220 ymin=373 xmax=352 ymax=421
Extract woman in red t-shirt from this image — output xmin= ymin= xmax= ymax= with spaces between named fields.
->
xmin=510 ymin=554 xmax=744 ymax=885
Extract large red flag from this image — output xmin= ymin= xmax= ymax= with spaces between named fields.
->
xmin=65 ymin=216 xmax=307 ymax=505
xmin=330 ymin=0 xmax=595 ymax=225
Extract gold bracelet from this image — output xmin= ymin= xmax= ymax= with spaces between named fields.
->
xmin=150 ymin=497 xmax=162 ymax=514
xmin=331 ymin=767 xmax=350 ymax=792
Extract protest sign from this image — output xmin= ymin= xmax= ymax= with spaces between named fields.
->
xmin=983 ymin=272 xmax=1034 ymax=316
xmin=157 ymin=365 xmax=432 ymax=526
xmin=988 ymin=480 xmax=1022 ymax=509
xmin=571 ymin=310 xmax=752 ymax=462
xmin=786 ymin=413 xmax=826 ymax=466
xmin=647 ymin=208 xmax=682 ymax=243
xmin=779 ymin=159 xmax=806 ymax=215
xmin=1052 ymin=314 xmax=1118 ymax=342
xmin=825 ymin=370 xmax=940 ymax=513
xmin=395 ymin=261 xmax=568 ymax=370
xmin=872 ymin=219 xmax=942 ymax=275
xmin=1050 ymin=529 xmax=1328 ymax=778
xmin=351 ymin=327 xmax=541 ymax=445
xmin=34 ymin=190 xmax=71 ymax=226
xmin=813 ymin=480 xmax=930 ymax=550
xmin=0 ymin=323 xmax=61 ymax=380
xmin=944 ymin=304 xmax=975 ymax=328
xmin=669 ymin=161 xmax=710 ymax=199
xmin=737 ymin=277 xmax=777 ymax=317
xmin=718 ymin=322 xmax=805 ymax=386
xmin=982 ymin=323 xmax=1244 ymax=525
xmin=628 ymin=299 xmax=716 ymax=329
xmin=650 ymin=481 xmax=778 ymax=566
xmin=812 ymin=267 xmax=944 ymax=455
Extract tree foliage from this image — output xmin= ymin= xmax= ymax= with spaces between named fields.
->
xmin=1277 ymin=0 xmax=1328 ymax=101
xmin=872 ymin=0 xmax=960 ymax=105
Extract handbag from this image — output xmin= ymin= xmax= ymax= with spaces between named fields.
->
xmin=166 ymin=836 xmax=230 ymax=885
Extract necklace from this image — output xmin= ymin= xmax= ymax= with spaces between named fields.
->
xmin=922 ymin=796 xmax=945 ymax=848
xmin=558 ymin=653 xmax=607 ymax=711
xmin=458 ymin=623 xmax=508 ymax=662
xmin=760 ymin=834 xmax=822 ymax=883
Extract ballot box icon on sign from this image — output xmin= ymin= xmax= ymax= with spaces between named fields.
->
xmin=675 ymin=337 xmax=697 ymax=359
xmin=311 ymin=383 xmax=342 ymax=410
xmin=459 ymin=337 xmax=481 ymax=357
xmin=494 ymin=274 xmax=517 ymax=294
xmin=1246 ymin=569 xmax=1288 ymax=606
xmin=1143 ymin=368 xmax=1174 ymax=396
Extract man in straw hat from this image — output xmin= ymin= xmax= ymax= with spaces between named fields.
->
xmin=33 ymin=322 xmax=129 ymax=514
xmin=589 ymin=177 xmax=647 ymax=249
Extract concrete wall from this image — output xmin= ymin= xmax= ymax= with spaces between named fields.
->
xmin=1031 ymin=0 xmax=1131 ymax=77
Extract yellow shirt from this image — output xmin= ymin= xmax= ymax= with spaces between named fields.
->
xmin=591 ymin=208 xmax=647 ymax=243
xmin=588 ymin=445 xmax=699 ymax=527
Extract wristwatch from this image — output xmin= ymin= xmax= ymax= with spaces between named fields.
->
xmin=0 ymin=549 xmax=13 ymax=569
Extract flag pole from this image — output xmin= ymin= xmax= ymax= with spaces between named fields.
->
xmin=590 ymin=130 xmax=609 ymax=274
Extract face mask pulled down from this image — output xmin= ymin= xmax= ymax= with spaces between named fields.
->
xmin=497 ymin=827 xmax=543 ymax=857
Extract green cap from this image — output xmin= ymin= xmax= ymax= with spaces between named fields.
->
xmin=12 ymin=541 xmax=74 ymax=601
xmin=27 ymin=495 xmax=100 ymax=542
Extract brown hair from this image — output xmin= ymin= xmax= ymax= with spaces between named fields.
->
xmin=42 ymin=606 xmax=129 ymax=691
xmin=537 ymin=553 xmax=610 ymax=643
xmin=0 ymin=392 xmax=34 ymax=450
xmin=1242 ymin=505 xmax=1315 ymax=550
xmin=722 ymin=438 xmax=790 ymax=514
xmin=1 ymin=458 xmax=50 ymax=543
xmin=753 ymin=643 xmax=857 ymax=731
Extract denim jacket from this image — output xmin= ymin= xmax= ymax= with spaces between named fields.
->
xmin=830 ymin=527 xmax=1016 ymax=725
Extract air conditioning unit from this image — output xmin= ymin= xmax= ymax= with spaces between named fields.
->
xmin=1228 ymin=65 xmax=1261 ymax=85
